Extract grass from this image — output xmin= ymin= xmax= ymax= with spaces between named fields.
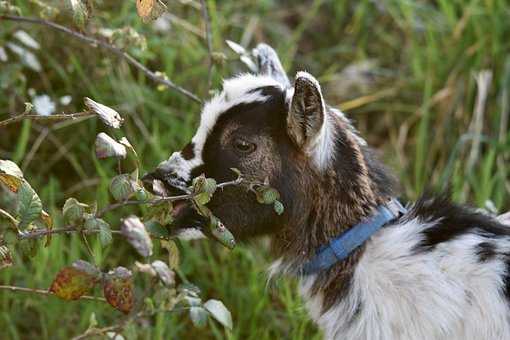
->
xmin=1 ymin=0 xmax=510 ymax=339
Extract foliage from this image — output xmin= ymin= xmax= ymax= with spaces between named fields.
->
xmin=0 ymin=94 xmax=282 ymax=336
xmin=1 ymin=0 xmax=509 ymax=339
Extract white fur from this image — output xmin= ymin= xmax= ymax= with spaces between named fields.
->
xmin=308 ymin=111 xmax=337 ymax=170
xmin=157 ymin=74 xmax=281 ymax=181
xmin=176 ymin=227 xmax=206 ymax=240
xmin=296 ymin=217 xmax=510 ymax=340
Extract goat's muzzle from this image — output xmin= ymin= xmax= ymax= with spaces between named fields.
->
xmin=141 ymin=170 xmax=208 ymax=239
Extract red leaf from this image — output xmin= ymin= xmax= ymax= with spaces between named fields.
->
xmin=49 ymin=261 xmax=100 ymax=300
xmin=103 ymin=267 xmax=134 ymax=314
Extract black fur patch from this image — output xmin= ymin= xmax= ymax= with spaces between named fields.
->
xmin=247 ymin=85 xmax=283 ymax=97
xmin=475 ymin=242 xmax=497 ymax=262
xmin=409 ymin=193 xmax=510 ymax=251
xmin=189 ymin=164 xmax=205 ymax=180
xmin=504 ymin=262 xmax=510 ymax=301
xmin=181 ymin=142 xmax=195 ymax=160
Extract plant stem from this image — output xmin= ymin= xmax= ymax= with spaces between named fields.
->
xmin=0 ymin=15 xmax=202 ymax=104
xmin=0 ymin=285 xmax=106 ymax=302
xmin=0 ymin=111 xmax=95 ymax=128
xmin=16 ymin=177 xmax=245 ymax=241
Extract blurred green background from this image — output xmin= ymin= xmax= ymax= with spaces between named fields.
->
xmin=1 ymin=0 xmax=509 ymax=339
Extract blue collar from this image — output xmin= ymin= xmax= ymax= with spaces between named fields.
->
xmin=300 ymin=198 xmax=407 ymax=275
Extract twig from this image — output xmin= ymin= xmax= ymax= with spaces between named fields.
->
xmin=0 ymin=111 xmax=94 ymax=128
xmin=97 ymin=176 xmax=244 ymax=217
xmin=0 ymin=285 xmax=106 ymax=302
xmin=16 ymin=177 xmax=245 ymax=241
xmin=0 ymin=15 xmax=202 ymax=104
xmin=17 ymin=226 xmax=119 ymax=240
xmin=200 ymin=0 xmax=214 ymax=89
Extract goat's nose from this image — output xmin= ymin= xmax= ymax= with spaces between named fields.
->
xmin=141 ymin=168 xmax=190 ymax=196
xmin=141 ymin=172 xmax=156 ymax=189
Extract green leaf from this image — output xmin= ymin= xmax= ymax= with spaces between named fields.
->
xmin=103 ymin=267 xmax=134 ymax=314
xmin=160 ymin=240 xmax=179 ymax=269
xmin=144 ymin=202 xmax=173 ymax=225
xmin=145 ymin=221 xmax=169 ymax=238
xmin=134 ymin=188 xmax=149 ymax=201
xmin=0 ymin=159 xmax=24 ymax=192
xmin=194 ymin=192 xmax=211 ymax=205
xmin=95 ymin=133 xmax=127 ymax=159
xmin=273 ymin=200 xmax=284 ymax=215
xmin=84 ymin=217 xmax=112 ymax=246
xmin=110 ymin=174 xmax=138 ymax=202
xmin=190 ymin=306 xmax=208 ymax=328
xmin=121 ymin=215 xmax=153 ymax=257
xmin=210 ymin=218 xmax=236 ymax=250
xmin=49 ymin=260 xmax=101 ymax=300
xmin=17 ymin=181 xmax=42 ymax=229
xmin=255 ymin=186 xmax=280 ymax=205
xmin=62 ymin=198 xmax=87 ymax=226
xmin=204 ymin=299 xmax=233 ymax=330
xmin=204 ymin=178 xmax=217 ymax=195
xmin=192 ymin=175 xmax=207 ymax=194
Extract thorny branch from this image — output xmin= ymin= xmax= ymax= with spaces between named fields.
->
xmin=0 ymin=15 xmax=202 ymax=104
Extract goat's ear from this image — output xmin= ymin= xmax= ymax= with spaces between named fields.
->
xmin=252 ymin=43 xmax=290 ymax=87
xmin=287 ymin=72 xmax=326 ymax=148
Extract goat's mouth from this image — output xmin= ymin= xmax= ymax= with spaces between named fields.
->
xmin=141 ymin=171 xmax=209 ymax=240
xmin=169 ymin=200 xmax=209 ymax=240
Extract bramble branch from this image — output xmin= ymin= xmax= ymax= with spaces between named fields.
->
xmin=0 ymin=15 xmax=202 ymax=104
xmin=13 ymin=176 xmax=245 ymax=242
xmin=0 ymin=285 xmax=106 ymax=302
xmin=97 ymin=175 xmax=244 ymax=216
xmin=0 ymin=111 xmax=95 ymax=128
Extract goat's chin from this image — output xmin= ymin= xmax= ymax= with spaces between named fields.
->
xmin=168 ymin=201 xmax=208 ymax=240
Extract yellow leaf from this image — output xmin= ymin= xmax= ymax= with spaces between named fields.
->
xmin=136 ymin=0 xmax=166 ymax=23
xmin=161 ymin=240 xmax=180 ymax=270
xmin=41 ymin=210 xmax=53 ymax=247
xmin=0 ymin=174 xmax=22 ymax=192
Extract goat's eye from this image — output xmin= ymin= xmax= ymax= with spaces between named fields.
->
xmin=233 ymin=137 xmax=256 ymax=154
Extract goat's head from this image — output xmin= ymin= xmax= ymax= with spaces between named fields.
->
xmin=143 ymin=44 xmax=394 ymax=246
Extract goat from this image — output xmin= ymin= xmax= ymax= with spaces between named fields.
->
xmin=144 ymin=43 xmax=510 ymax=340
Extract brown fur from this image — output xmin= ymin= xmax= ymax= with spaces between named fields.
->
xmin=270 ymin=113 xmax=394 ymax=312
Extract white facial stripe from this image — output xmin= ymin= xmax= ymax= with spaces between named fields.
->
xmin=158 ymin=74 xmax=283 ymax=181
